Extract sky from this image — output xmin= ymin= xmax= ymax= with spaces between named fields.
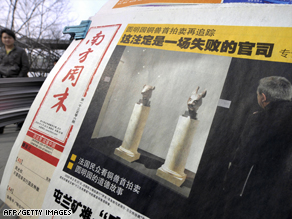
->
xmin=69 ymin=0 xmax=109 ymax=23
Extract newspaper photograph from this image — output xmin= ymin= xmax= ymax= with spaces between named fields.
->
xmin=46 ymin=23 xmax=292 ymax=218
xmin=1 ymin=1 xmax=292 ymax=219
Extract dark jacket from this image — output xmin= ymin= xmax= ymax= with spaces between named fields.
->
xmin=0 ymin=46 xmax=29 ymax=77
xmin=223 ymin=101 xmax=292 ymax=219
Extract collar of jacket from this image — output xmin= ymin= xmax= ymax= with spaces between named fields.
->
xmin=264 ymin=100 xmax=292 ymax=111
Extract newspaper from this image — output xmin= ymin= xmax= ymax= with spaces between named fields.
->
xmin=113 ymin=0 xmax=222 ymax=8
xmin=113 ymin=0 xmax=292 ymax=6
xmin=1 ymin=0 xmax=292 ymax=218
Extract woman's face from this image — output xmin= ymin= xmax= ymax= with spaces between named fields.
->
xmin=1 ymin=32 xmax=15 ymax=47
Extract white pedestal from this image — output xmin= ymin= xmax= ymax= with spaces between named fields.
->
xmin=157 ymin=116 xmax=199 ymax=186
xmin=114 ymin=103 xmax=150 ymax=162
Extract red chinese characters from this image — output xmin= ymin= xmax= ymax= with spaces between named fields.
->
xmin=51 ymin=88 xmax=69 ymax=112
xmin=52 ymin=31 xmax=106 ymax=113
xmin=79 ymin=48 xmax=93 ymax=63
xmin=86 ymin=31 xmax=105 ymax=46
xmin=62 ymin=66 xmax=84 ymax=87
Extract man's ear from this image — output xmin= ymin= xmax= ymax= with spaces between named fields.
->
xmin=261 ymin=93 xmax=271 ymax=108
xmin=261 ymin=93 xmax=267 ymax=102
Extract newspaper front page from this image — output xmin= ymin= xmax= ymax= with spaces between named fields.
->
xmin=1 ymin=1 xmax=292 ymax=218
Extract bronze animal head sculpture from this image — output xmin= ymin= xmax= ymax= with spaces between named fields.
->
xmin=187 ymin=86 xmax=207 ymax=119
xmin=138 ymin=85 xmax=155 ymax=106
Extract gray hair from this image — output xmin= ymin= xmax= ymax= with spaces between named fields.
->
xmin=257 ymin=76 xmax=292 ymax=102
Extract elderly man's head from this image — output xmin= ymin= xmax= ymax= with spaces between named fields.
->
xmin=257 ymin=76 xmax=292 ymax=108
